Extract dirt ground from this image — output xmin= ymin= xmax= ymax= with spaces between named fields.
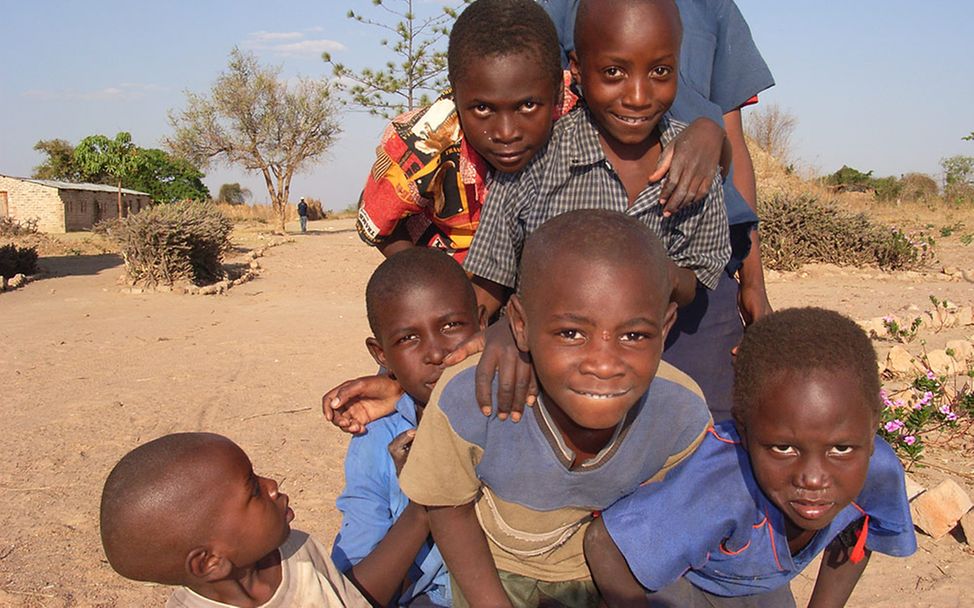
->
xmin=1 ymin=209 xmax=973 ymax=607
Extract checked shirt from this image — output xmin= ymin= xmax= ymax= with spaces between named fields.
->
xmin=463 ymin=106 xmax=730 ymax=290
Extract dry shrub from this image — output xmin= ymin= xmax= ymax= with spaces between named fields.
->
xmin=758 ymin=194 xmax=933 ymax=271
xmin=0 ymin=244 xmax=38 ymax=278
xmin=215 ymin=202 xmax=296 ymax=224
xmin=109 ymin=201 xmax=233 ymax=286
xmin=899 ymin=173 xmax=938 ymax=202
xmin=0 ymin=216 xmax=38 ymax=237
xmin=304 ymin=198 xmax=327 ymax=220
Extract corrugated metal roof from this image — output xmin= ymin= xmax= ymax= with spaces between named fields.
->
xmin=20 ymin=177 xmax=150 ymax=196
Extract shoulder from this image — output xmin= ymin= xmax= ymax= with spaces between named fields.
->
xmin=652 ymin=360 xmax=707 ymax=402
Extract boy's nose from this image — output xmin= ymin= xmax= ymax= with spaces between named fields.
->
xmin=490 ymin=115 xmax=519 ymax=144
xmin=424 ymin=340 xmax=448 ymax=366
xmin=623 ymin=78 xmax=651 ymax=108
xmin=796 ymin=458 xmax=831 ymax=491
xmin=578 ymin=341 xmax=625 ymax=378
xmin=262 ymin=476 xmax=280 ymax=498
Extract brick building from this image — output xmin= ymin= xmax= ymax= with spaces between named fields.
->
xmin=0 ymin=175 xmax=152 ymax=233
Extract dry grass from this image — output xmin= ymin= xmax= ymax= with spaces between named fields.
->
xmin=215 ymin=203 xmax=297 ymax=225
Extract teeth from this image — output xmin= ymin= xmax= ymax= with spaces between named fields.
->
xmin=616 ymin=115 xmax=648 ymax=124
xmin=578 ymin=391 xmax=625 ymax=399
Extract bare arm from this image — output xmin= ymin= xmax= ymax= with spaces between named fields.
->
xmin=375 ymin=223 xmax=415 ymax=258
xmin=428 ymin=503 xmax=512 ymax=607
xmin=806 ymin=539 xmax=871 ymax=608
xmin=724 ymin=108 xmax=772 ymax=325
xmin=346 ymin=502 xmax=431 ymax=606
xmin=584 ymin=518 xmax=649 ymax=607
xmin=669 ymin=262 xmax=698 ymax=308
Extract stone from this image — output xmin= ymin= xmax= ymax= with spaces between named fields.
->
xmin=947 ymin=340 xmax=974 ymax=363
xmin=960 ymin=509 xmax=974 ymax=544
xmin=249 ymin=259 xmax=261 ymax=270
xmin=926 ymin=349 xmax=958 ymax=377
xmin=885 ymin=345 xmax=918 ymax=376
xmin=859 ymin=317 xmax=889 ymax=339
xmin=904 ymin=475 xmax=925 ymax=501
xmin=0 ymin=276 xmax=6 ymax=291
xmin=956 ymin=306 xmax=974 ymax=326
xmin=911 ymin=478 xmax=973 ymax=539
xmin=8 ymin=273 xmax=26 ymax=288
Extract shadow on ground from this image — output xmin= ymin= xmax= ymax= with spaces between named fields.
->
xmin=39 ymin=254 xmax=123 ymax=277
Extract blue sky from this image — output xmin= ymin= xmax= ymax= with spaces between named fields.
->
xmin=1 ymin=1 xmax=972 ymax=210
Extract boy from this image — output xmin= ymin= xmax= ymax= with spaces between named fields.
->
xmin=100 ymin=432 xmax=368 ymax=608
xmin=464 ymin=0 xmax=731 ymax=316
xmin=332 ymin=248 xmax=487 ymax=606
xmin=399 ymin=210 xmax=713 ymax=606
xmin=585 ymin=308 xmax=917 ymax=607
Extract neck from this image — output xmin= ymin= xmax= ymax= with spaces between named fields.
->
xmin=541 ymin=393 xmax=617 ymax=468
xmin=597 ymin=125 xmax=662 ymax=163
xmin=784 ymin=518 xmax=817 ymax=556
xmin=187 ymin=550 xmax=283 ymax=608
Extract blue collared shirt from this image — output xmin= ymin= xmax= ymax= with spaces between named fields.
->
xmin=332 ymin=394 xmax=451 ymax=606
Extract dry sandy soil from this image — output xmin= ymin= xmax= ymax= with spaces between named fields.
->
xmin=1 ymin=209 xmax=973 ymax=607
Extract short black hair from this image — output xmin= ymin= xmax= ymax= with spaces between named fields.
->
xmin=732 ymin=307 xmax=882 ymax=423
xmin=575 ymin=0 xmax=682 ymax=59
xmin=518 ymin=209 xmax=670 ymax=306
xmin=366 ymin=248 xmax=476 ymax=337
xmin=448 ymin=0 xmax=562 ymax=91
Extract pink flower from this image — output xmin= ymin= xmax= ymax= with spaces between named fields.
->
xmin=884 ymin=420 xmax=904 ymax=433
xmin=883 ymin=315 xmax=894 ymax=323
xmin=926 ymin=370 xmax=936 ymax=380
xmin=903 ymin=435 xmax=917 ymax=446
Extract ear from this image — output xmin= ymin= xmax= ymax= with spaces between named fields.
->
xmin=659 ymin=301 xmax=679 ymax=346
xmin=476 ymin=304 xmax=488 ymax=332
xmin=365 ymin=337 xmax=387 ymax=369
xmin=568 ymin=51 xmax=581 ymax=90
xmin=186 ymin=546 xmax=232 ymax=583
xmin=507 ymin=295 xmax=530 ymax=353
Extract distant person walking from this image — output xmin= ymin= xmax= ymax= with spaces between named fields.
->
xmin=297 ymin=197 xmax=309 ymax=233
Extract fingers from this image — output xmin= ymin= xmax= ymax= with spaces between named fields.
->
xmin=444 ymin=330 xmax=486 ymax=366
xmin=506 ymin=351 xmax=536 ymax=422
xmin=475 ymin=347 xmax=500 ymax=417
xmin=647 ymin=145 xmax=673 ymax=183
xmin=493 ymin=346 xmax=519 ymax=421
xmin=389 ymin=428 xmax=417 ymax=452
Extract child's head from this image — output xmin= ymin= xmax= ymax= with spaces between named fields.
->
xmin=100 ymin=433 xmax=292 ymax=586
xmin=732 ymin=308 xmax=882 ymax=535
xmin=509 ymin=209 xmax=676 ymax=431
xmin=570 ymin=0 xmax=681 ymax=151
xmin=448 ymin=0 xmax=563 ymax=173
xmin=366 ymin=248 xmax=485 ymax=404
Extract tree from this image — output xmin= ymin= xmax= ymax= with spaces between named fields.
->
xmin=167 ymin=49 xmax=341 ymax=233
xmin=322 ymin=0 xmax=467 ymax=118
xmin=217 ymin=183 xmax=251 ymax=205
xmin=125 ymin=148 xmax=210 ymax=204
xmin=743 ymin=103 xmax=798 ymax=162
xmin=32 ymin=139 xmax=86 ymax=181
xmin=963 ymin=132 xmax=973 ymax=141
xmin=74 ymin=132 xmax=141 ymax=218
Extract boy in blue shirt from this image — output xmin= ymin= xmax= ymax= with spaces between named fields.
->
xmin=585 ymin=308 xmax=917 ymax=607
xmin=331 ymin=248 xmax=487 ymax=606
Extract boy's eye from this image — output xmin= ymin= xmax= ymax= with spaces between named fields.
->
xmin=556 ymin=329 xmax=583 ymax=341
xmin=251 ymin=476 xmax=262 ymax=497
xmin=520 ymin=100 xmax=540 ymax=112
xmin=769 ymin=445 xmax=796 ymax=455
xmin=829 ymin=445 xmax=854 ymax=456
xmin=471 ymin=103 xmax=491 ymax=116
xmin=443 ymin=320 xmax=466 ymax=331
xmin=651 ymin=66 xmax=673 ymax=78
xmin=603 ymin=66 xmax=623 ymax=79
xmin=620 ymin=331 xmax=650 ymax=342
xmin=395 ymin=333 xmax=419 ymax=345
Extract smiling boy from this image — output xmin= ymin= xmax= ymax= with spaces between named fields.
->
xmin=399 ymin=210 xmax=712 ymax=607
xmin=100 ymin=433 xmax=368 ymax=608
xmin=585 ymin=308 xmax=917 ymax=607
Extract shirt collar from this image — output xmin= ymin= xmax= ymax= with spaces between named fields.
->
xmin=534 ymin=393 xmax=637 ymax=469
xmin=395 ymin=393 xmax=420 ymax=427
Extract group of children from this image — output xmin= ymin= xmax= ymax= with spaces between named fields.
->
xmin=100 ymin=0 xmax=918 ymax=606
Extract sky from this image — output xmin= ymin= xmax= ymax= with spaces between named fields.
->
xmin=1 ymin=1 xmax=972 ymax=210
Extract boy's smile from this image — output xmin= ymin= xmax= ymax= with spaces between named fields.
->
xmin=740 ymin=370 xmax=876 ymax=551
xmin=570 ymin=0 xmax=680 ymax=154
xmin=455 ymin=52 xmax=560 ymax=174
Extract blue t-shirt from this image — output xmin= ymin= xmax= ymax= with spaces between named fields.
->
xmin=331 ymin=394 xmax=451 ymax=606
xmin=602 ymin=421 xmax=917 ymax=597
xmin=539 ymin=0 xmax=775 ymax=270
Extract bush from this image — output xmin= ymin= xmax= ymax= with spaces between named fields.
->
xmin=215 ymin=202 xmax=295 ymax=225
xmin=0 ymin=244 xmax=39 ymax=279
xmin=0 ymin=216 xmax=38 ymax=237
xmin=108 ymin=201 xmax=233 ymax=285
xmin=899 ymin=173 xmax=938 ymax=201
xmin=758 ymin=194 xmax=933 ymax=271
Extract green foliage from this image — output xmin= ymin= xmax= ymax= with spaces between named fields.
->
xmin=74 ymin=132 xmax=139 ymax=188
xmin=107 ymin=201 xmax=233 ymax=286
xmin=871 ymin=176 xmax=902 ymax=202
xmin=323 ymin=0 xmax=468 ymax=118
xmin=757 ymin=194 xmax=934 ymax=271
xmin=217 ymin=183 xmax=251 ymax=205
xmin=167 ymin=48 xmax=341 ymax=233
xmin=125 ymin=148 xmax=210 ymax=203
xmin=964 ymin=131 xmax=974 ymax=141
xmin=826 ymin=165 xmax=875 ymax=192
xmin=32 ymin=139 xmax=86 ymax=181
xmin=882 ymin=316 xmax=923 ymax=343
xmin=941 ymin=155 xmax=974 ymax=204
xmin=0 ymin=244 xmax=38 ymax=279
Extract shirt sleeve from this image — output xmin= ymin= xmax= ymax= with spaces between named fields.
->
xmin=462 ymin=171 xmax=532 ymax=290
xmin=356 ymin=122 xmax=427 ymax=246
xmin=859 ymin=437 xmax=919 ymax=557
xmin=662 ymin=171 xmax=731 ymax=290
xmin=331 ymin=426 xmax=397 ymax=572
xmin=708 ymin=0 xmax=775 ymax=112
xmin=399 ymin=384 xmax=485 ymax=507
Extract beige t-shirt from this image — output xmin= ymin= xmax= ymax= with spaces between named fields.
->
xmin=166 ymin=530 xmax=369 ymax=608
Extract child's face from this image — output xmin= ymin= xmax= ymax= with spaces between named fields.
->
xmin=569 ymin=1 xmax=679 ymax=149
xmin=454 ymin=52 xmax=560 ymax=174
xmin=510 ymin=255 xmax=676 ymax=431
xmin=205 ymin=440 xmax=294 ymax=567
xmin=368 ymin=278 xmax=485 ymax=404
xmin=742 ymin=370 xmax=876 ymax=536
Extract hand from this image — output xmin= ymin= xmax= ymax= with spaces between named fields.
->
xmin=476 ymin=320 xmax=536 ymax=422
xmin=648 ymin=117 xmax=725 ymax=217
xmin=737 ymin=279 xmax=772 ymax=327
xmin=388 ymin=429 xmax=416 ymax=477
xmin=322 ymin=375 xmax=403 ymax=434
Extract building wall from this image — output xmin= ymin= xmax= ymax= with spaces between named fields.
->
xmin=0 ymin=176 xmax=153 ymax=233
xmin=0 ymin=176 xmax=65 ymax=232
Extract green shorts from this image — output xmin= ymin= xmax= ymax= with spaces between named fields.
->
xmin=451 ymin=570 xmax=600 ymax=608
